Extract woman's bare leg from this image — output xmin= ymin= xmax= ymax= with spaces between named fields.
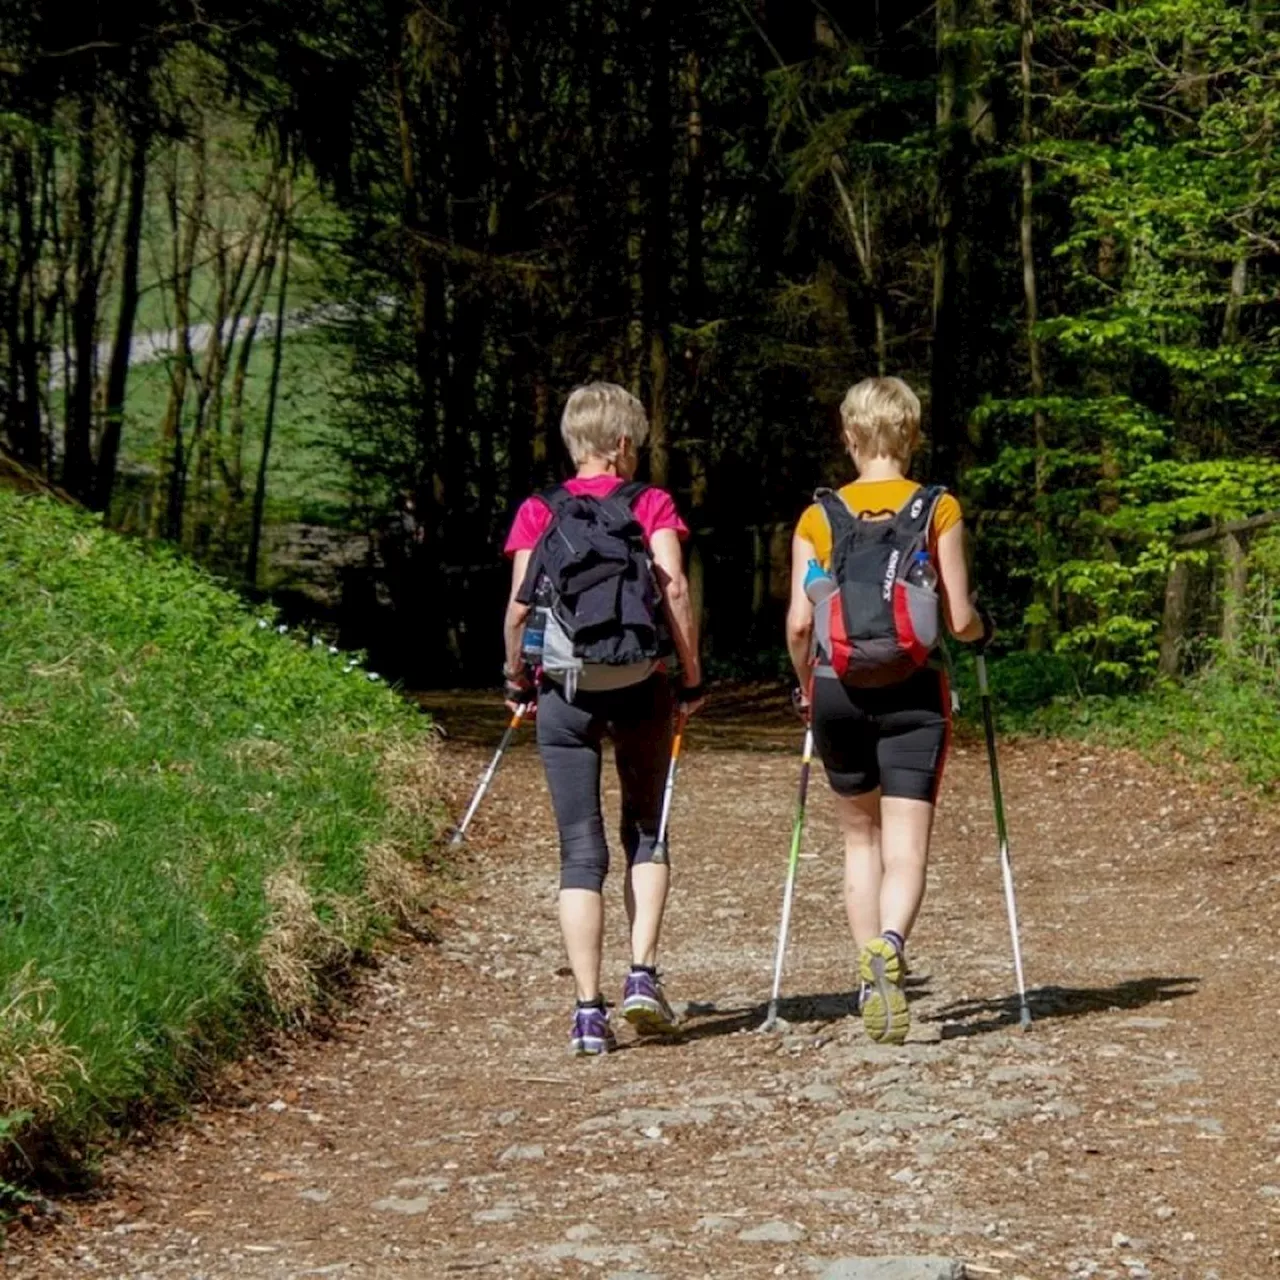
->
xmin=625 ymin=862 xmax=669 ymax=970
xmin=558 ymin=889 xmax=604 ymax=1002
xmin=835 ymin=789 xmax=883 ymax=951
xmin=878 ymin=796 xmax=934 ymax=941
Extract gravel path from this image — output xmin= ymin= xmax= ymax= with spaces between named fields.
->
xmin=12 ymin=689 xmax=1280 ymax=1279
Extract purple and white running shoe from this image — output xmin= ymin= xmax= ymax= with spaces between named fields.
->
xmin=621 ymin=969 xmax=679 ymax=1036
xmin=570 ymin=1004 xmax=616 ymax=1056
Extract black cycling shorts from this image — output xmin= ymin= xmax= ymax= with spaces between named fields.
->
xmin=811 ymin=667 xmax=951 ymax=803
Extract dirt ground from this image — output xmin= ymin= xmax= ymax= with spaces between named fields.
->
xmin=10 ymin=687 xmax=1280 ymax=1279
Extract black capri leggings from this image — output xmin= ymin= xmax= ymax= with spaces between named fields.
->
xmin=536 ymin=674 xmax=675 ymax=893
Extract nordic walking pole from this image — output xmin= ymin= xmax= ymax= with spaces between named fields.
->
xmin=760 ymin=724 xmax=815 ymax=1032
xmin=975 ymin=652 xmax=1032 ymax=1029
xmin=449 ymin=705 xmax=528 ymax=846
xmin=651 ymin=710 xmax=687 ymax=866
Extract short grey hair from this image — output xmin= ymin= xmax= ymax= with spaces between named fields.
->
xmin=559 ymin=382 xmax=649 ymax=465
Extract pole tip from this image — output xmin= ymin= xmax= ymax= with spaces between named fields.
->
xmin=448 ymin=830 xmax=466 ymax=847
xmin=1019 ymin=1006 xmax=1033 ymax=1031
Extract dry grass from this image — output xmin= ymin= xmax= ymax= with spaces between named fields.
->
xmin=0 ymin=966 xmax=86 ymax=1120
xmin=224 ymin=736 xmax=294 ymax=773
xmin=258 ymin=869 xmax=351 ymax=1022
xmin=257 ymin=732 xmax=443 ymax=1021
xmin=367 ymin=732 xmax=444 ymax=928
xmin=377 ymin=730 xmax=444 ymax=829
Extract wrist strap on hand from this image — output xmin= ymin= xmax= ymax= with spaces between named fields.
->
xmin=503 ymin=665 xmax=536 ymax=706
xmin=977 ymin=604 xmax=995 ymax=652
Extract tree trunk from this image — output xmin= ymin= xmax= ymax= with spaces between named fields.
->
xmin=247 ymin=180 xmax=292 ymax=588
xmin=189 ymin=238 xmax=231 ymax=553
xmin=930 ymin=0 xmax=964 ymax=486
xmin=391 ymin=37 xmax=441 ymax=545
xmin=642 ymin=0 xmax=672 ymax=489
xmin=152 ymin=132 xmax=207 ymax=540
xmin=64 ymin=94 xmax=99 ymax=500
xmin=11 ymin=141 xmax=47 ymax=471
xmin=684 ymin=49 xmax=705 ymax=326
xmin=1019 ymin=0 xmax=1050 ymax=650
xmin=95 ymin=128 xmax=149 ymax=513
xmin=1220 ymin=532 xmax=1248 ymax=657
xmin=683 ymin=47 xmax=710 ymax=642
xmin=751 ymin=526 xmax=767 ymax=622
xmin=224 ymin=211 xmax=282 ymax=507
xmin=11 ymin=141 xmax=46 ymax=468
xmin=1158 ymin=559 xmax=1190 ymax=679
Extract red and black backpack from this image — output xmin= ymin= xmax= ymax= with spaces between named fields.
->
xmin=811 ymin=485 xmax=946 ymax=688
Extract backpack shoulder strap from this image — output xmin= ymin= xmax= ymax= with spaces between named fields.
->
xmin=814 ymin=486 xmax=858 ymax=538
xmin=515 ymin=486 xmax=569 ymax=605
xmin=536 ymin=484 xmax=572 ymax=516
xmin=893 ymin=483 xmax=947 ymax=536
xmin=614 ymin=480 xmax=651 ymax=511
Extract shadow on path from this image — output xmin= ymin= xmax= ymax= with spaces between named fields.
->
xmin=656 ymin=976 xmax=1197 ymax=1045
xmin=672 ymin=978 xmax=935 ymax=1043
xmin=927 ymin=975 xmax=1200 ymax=1039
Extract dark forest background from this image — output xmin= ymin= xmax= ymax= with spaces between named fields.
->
xmin=2 ymin=0 xmax=1279 ymax=696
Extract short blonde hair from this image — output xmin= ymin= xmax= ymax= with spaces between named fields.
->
xmin=559 ymin=382 xmax=649 ymax=465
xmin=840 ymin=376 xmax=921 ymax=466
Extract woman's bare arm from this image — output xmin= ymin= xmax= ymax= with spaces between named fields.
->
xmin=503 ymin=549 xmax=533 ymax=676
xmin=786 ymin=532 xmax=817 ymax=688
xmin=649 ymin=528 xmax=703 ymax=707
xmin=935 ymin=522 xmax=985 ymax=643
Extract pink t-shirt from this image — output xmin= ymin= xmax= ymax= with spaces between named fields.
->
xmin=504 ymin=476 xmax=689 ymax=555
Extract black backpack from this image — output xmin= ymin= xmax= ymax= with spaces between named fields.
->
xmin=811 ymin=485 xmax=946 ymax=687
xmin=517 ymin=482 xmax=667 ymax=689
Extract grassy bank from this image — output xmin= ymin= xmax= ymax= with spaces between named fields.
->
xmin=950 ymin=651 xmax=1280 ymax=797
xmin=0 ymin=491 xmax=437 ymax=1179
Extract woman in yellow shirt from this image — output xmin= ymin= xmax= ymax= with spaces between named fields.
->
xmin=786 ymin=376 xmax=991 ymax=1044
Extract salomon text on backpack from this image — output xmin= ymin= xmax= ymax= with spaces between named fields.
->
xmin=811 ymin=485 xmax=946 ymax=687
xmin=517 ymin=482 xmax=667 ymax=699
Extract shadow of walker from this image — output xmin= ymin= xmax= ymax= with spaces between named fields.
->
xmin=670 ymin=976 xmax=936 ymax=1043
xmin=927 ymin=974 xmax=1200 ymax=1039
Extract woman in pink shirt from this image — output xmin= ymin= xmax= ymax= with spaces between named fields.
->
xmin=503 ymin=383 xmax=704 ymax=1056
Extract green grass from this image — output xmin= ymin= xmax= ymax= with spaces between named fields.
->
xmin=0 ymin=490 xmax=436 ymax=1176
xmin=120 ymin=328 xmax=350 ymax=527
xmin=953 ymin=650 xmax=1280 ymax=797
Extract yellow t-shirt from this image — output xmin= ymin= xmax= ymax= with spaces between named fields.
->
xmin=795 ymin=479 xmax=962 ymax=570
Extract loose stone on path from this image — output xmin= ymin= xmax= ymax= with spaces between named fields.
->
xmin=738 ymin=1220 xmax=806 ymax=1243
xmin=816 ymin=1260 xmax=964 ymax=1280
xmin=370 ymin=1194 xmax=431 ymax=1215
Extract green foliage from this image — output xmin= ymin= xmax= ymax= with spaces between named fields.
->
xmin=0 ymin=491 xmax=435 ymax=1165
xmin=955 ymin=647 xmax=1280 ymax=796
xmin=1017 ymin=662 xmax=1280 ymax=797
xmin=118 ymin=329 xmax=350 ymax=528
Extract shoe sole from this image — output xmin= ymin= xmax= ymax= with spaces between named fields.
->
xmin=570 ymin=1036 xmax=615 ymax=1056
xmin=621 ymin=998 xmax=679 ymax=1038
xmin=859 ymin=940 xmax=909 ymax=1045
xmin=858 ymin=936 xmax=905 ymax=986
